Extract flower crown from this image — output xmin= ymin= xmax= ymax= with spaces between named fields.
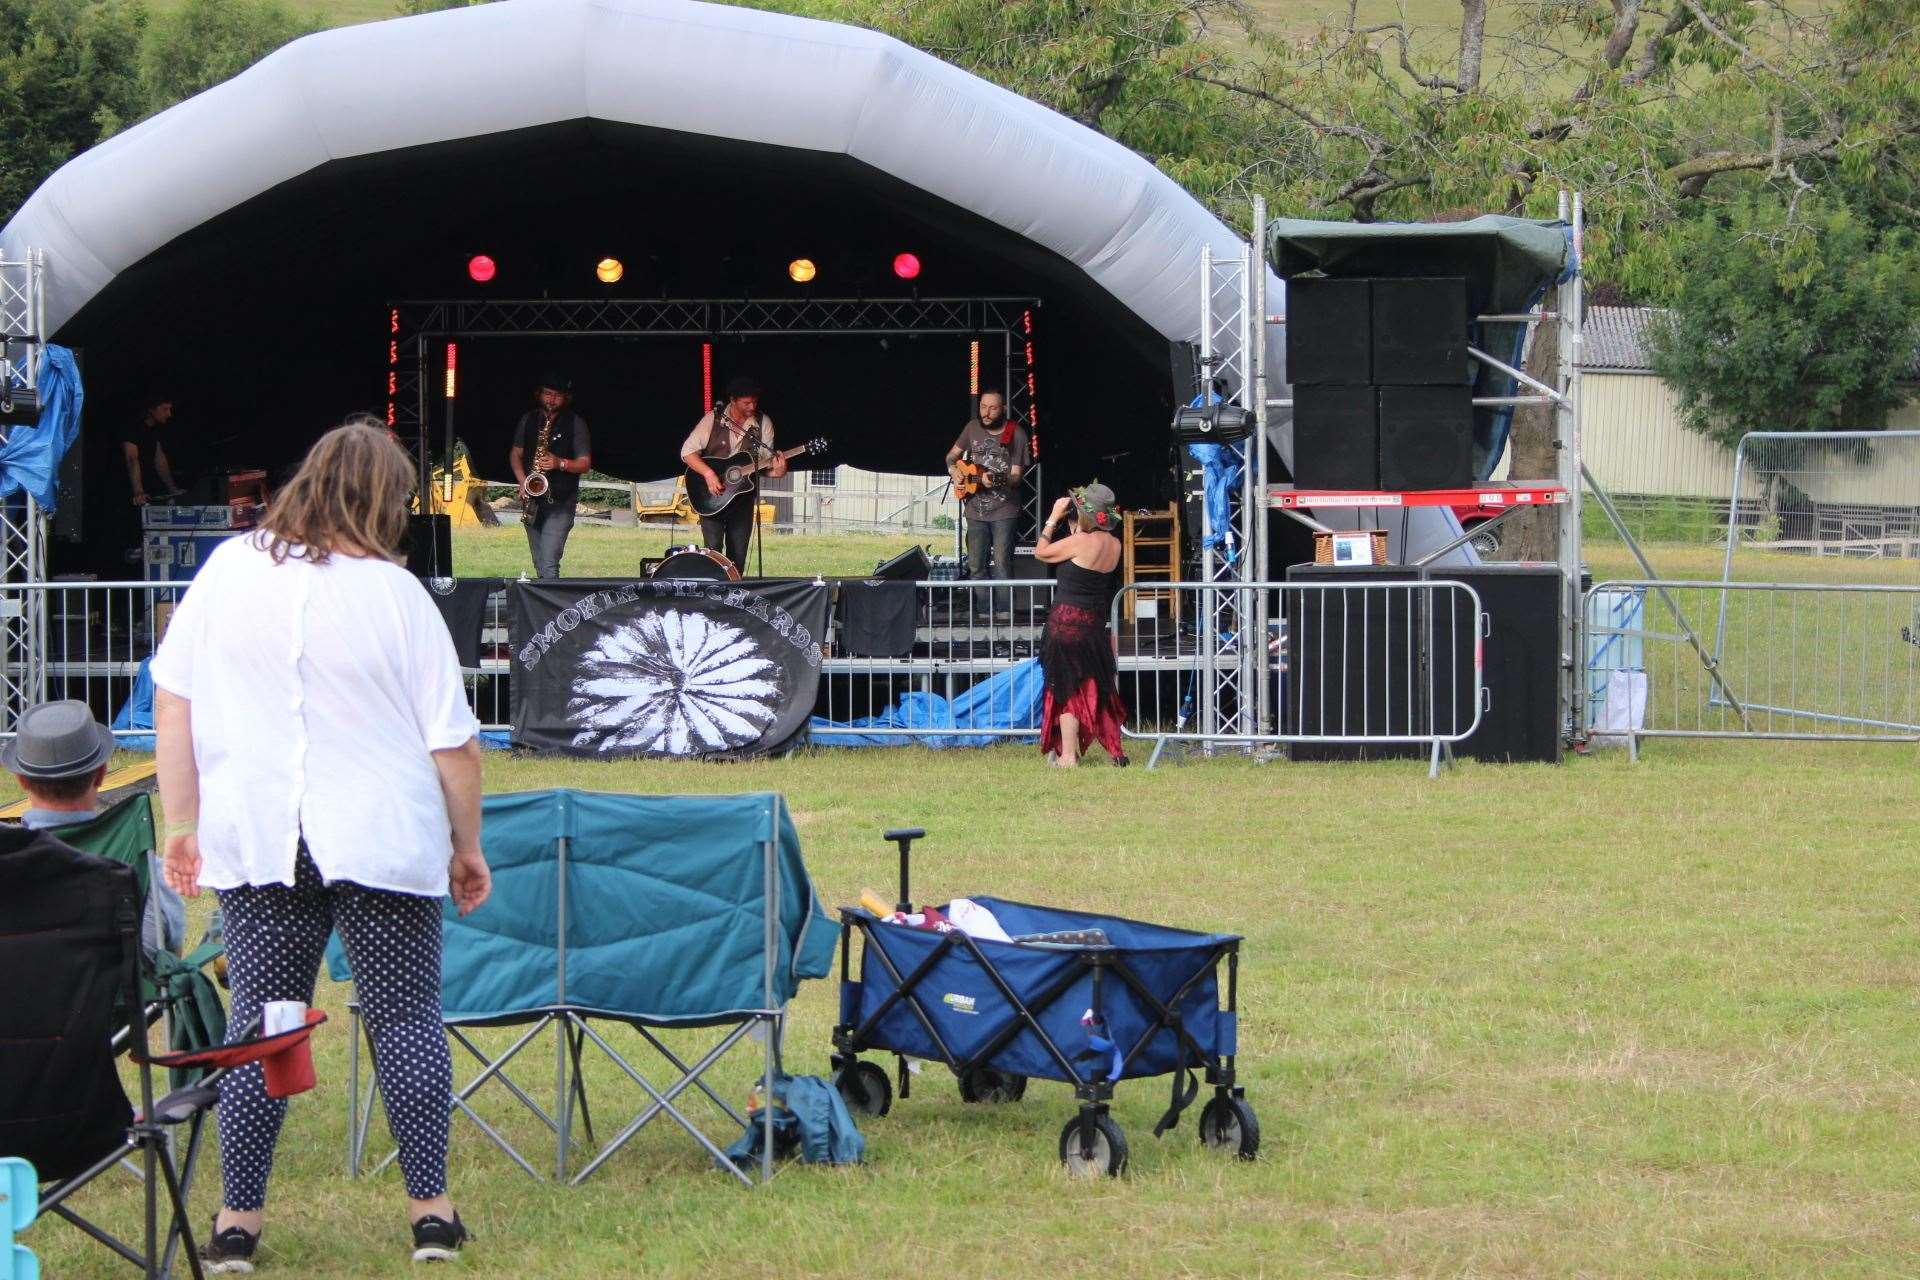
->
xmin=1072 ymin=482 xmax=1118 ymax=529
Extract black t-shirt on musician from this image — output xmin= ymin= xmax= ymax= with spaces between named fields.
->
xmin=122 ymin=421 xmax=184 ymax=496
xmin=512 ymin=410 xmax=591 ymax=505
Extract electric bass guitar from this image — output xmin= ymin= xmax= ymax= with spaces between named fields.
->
xmin=686 ymin=437 xmax=829 ymax=517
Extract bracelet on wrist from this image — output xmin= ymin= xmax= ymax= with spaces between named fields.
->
xmin=164 ymin=819 xmax=197 ymax=838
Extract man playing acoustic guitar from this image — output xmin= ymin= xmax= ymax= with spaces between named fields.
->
xmin=681 ymin=376 xmax=787 ymax=567
xmin=945 ymin=390 xmax=1028 ymax=612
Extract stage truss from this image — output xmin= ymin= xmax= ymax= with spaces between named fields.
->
xmin=386 ymin=295 xmax=1046 ymax=537
xmin=0 ymin=250 xmax=47 ymax=731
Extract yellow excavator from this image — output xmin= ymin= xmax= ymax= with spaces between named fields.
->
xmin=421 ymin=451 xmax=497 ymax=526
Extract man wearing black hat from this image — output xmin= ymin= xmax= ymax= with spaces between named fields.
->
xmin=510 ymin=374 xmax=593 ymax=577
xmin=3 ymin=699 xmax=184 ymax=960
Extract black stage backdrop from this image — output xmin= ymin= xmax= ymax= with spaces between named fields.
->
xmin=511 ymin=579 xmax=829 ymax=759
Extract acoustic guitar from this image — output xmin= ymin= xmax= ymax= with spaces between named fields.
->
xmin=686 ymin=437 xmax=829 ymax=518
xmin=952 ymin=457 xmax=1014 ymax=501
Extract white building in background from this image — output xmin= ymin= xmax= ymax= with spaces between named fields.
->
xmin=1581 ymin=306 xmax=1920 ymax=503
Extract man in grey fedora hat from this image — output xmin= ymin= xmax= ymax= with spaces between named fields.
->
xmin=3 ymin=699 xmax=184 ymax=959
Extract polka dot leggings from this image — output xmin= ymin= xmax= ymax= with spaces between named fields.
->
xmin=215 ymin=845 xmax=450 ymax=1209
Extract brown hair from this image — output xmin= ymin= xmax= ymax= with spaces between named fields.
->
xmin=20 ymin=769 xmax=102 ymax=803
xmin=258 ymin=422 xmax=414 ymax=565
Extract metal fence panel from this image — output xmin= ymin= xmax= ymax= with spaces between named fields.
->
xmin=1585 ymin=579 xmax=1920 ymax=747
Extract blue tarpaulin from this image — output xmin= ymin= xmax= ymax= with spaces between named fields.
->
xmin=810 ymin=657 xmax=1043 ymax=748
xmin=1186 ymin=390 xmax=1245 ymax=555
xmin=327 ymin=789 xmax=837 ymax=1025
xmin=0 ymin=345 xmax=82 ymax=511
xmin=110 ymin=657 xmax=157 ymax=751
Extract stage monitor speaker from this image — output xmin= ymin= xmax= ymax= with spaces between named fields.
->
xmin=1285 ymin=278 xmax=1372 ymax=385
xmin=1285 ymin=563 xmax=1424 ymax=761
xmin=1378 ymin=385 xmax=1474 ymax=490
xmin=1371 ymin=277 xmax=1470 ymax=385
xmin=405 ymin=513 xmax=452 ymax=579
xmin=1291 ymin=384 xmax=1379 ymax=490
xmin=1422 ymin=563 xmax=1562 ymax=763
xmin=872 ymin=545 xmax=932 ymax=581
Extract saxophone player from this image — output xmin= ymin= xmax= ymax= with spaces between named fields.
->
xmin=510 ymin=373 xmax=592 ymax=578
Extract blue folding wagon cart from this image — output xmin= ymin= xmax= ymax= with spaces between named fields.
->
xmin=831 ymin=829 xmax=1256 ymax=1176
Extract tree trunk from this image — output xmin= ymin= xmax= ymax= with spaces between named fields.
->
xmin=1456 ymin=0 xmax=1489 ymax=93
xmin=1505 ymin=316 xmax=1560 ymax=562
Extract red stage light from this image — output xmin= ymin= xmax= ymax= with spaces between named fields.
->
xmin=892 ymin=253 xmax=921 ymax=280
xmin=467 ymin=255 xmax=496 ymax=283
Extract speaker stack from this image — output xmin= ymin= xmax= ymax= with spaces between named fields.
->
xmin=1421 ymin=562 xmax=1563 ymax=763
xmin=1286 ymin=276 xmax=1473 ymax=491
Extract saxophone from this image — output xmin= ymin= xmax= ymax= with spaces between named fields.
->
xmin=523 ymin=414 xmax=556 ymax=501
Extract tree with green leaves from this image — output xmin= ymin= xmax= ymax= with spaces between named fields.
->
xmin=0 ymin=0 xmax=146 ymax=224
xmin=139 ymin=0 xmax=317 ymax=112
xmin=1645 ymin=195 xmax=1920 ymax=443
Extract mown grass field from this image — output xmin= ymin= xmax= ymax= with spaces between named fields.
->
xmin=18 ymin=526 xmax=1920 ymax=1278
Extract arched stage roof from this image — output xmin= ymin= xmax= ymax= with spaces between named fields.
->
xmin=1 ymin=0 xmax=1479 ymax=575
xmin=2 ymin=0 xmax=1260 ymax=353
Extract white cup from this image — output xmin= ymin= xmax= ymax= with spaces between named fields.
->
xmin=262 ymin=1000 xmax=307 ymax=1036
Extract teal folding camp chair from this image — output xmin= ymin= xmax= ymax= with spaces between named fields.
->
xmin=336 ymin=789 xmax=837 ymax=1186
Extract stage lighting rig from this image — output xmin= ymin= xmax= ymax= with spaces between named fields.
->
xmin=467 ymin=255 xmax=496 ymax=283
xmin=788 ymin=258 xmax=817 ymax=283
xmin=596 ymin=257 xmax=624 ymax=284
xmin=892 ymin=252 xmax=921 ymax=280
xmin=1171 ymin=402 xmax=1255 ymax=444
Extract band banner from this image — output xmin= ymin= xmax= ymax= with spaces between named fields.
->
xmin=510 ymin=579 xmax=829 ymax=759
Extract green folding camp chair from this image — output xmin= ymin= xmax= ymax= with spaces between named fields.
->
xmin=56 ymin=793 xmax=227 ymax=1077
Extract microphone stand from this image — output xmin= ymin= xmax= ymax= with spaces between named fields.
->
xmin=743 ymin=414 xmax=766 ymax=580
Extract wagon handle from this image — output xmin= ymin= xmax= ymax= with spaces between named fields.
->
xmin=882 ymin=827 xmax=925 ymax=913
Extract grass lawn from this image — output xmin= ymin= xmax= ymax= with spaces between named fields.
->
xmin=21 ymin=644 xmax=1920 ymax=1275
xmin=450 ymin=521 xmax=931 ymax=580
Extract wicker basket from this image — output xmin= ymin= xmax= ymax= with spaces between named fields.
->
xmin=1312 ymin=528 xmax=1390 ymax=566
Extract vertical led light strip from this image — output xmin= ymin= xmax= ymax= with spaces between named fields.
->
xmin=386 ymin=308 xmax=399 ymax=427
xmin=444 ymin=341 xmax=458 ymax=399
xmin=701 ymin=341 xmax=714 ymax=411
xmin=969 ymin=339 xmax=980 ymax=396
xmin=1022 ymin=308 xmax=1038 ymax=444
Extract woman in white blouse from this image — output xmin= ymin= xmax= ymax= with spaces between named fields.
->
xmin=154 ymin=422 xmax=490 ymax=1270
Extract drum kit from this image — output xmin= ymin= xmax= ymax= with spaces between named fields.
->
xmin=647 ymin=544 xmax=741 ymax=582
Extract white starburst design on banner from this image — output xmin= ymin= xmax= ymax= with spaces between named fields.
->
xmin=567 ymin=610 xmax=785 ymax=755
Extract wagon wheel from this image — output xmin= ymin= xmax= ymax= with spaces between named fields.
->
xmin=957 ymin=1066 xmax=1028 ymax=1104
xmin=1058 ymin=1112 xmax=1128 ymax=1178
xmin=835 ymin=1061 xmax=893 ymax=1118
xmin=1197 ymin=1094 xmax=1260 ymax=1160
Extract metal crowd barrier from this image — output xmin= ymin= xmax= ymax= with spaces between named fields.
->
xmin=4 ymin=578 xmax=1488 ymax=772
xmin=814 ymin=578 xmax=1055 ymax=741
xmin=1111 ymin=580 xmax=1486 ymax=775
xmin=1584 ymin=579 xmax=1920 ymax=755
xmin=0 ymin=580 xmax=189 ymax=736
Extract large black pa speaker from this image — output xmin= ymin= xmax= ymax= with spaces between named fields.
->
xmin=1371 ymin=277 xmax=1470 ymax=385
xmin=1423 ymin=562 xmax=1562 ymax=763
xmin=1378 ymin=385 xmax=1474 ymax=490
xmin=1286 ymin=563 xmax=1424 ymax=761
xmin=1291 ymin=385 xmax=1378 ymax=490
xmin=1285 ymin=278 xmax=1372 ymax=385
xmin=404 ymin=513 xmax=452 ymax=578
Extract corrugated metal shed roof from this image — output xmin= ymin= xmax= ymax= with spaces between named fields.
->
xmin=1582 ymin=305 xmax=1920 ymax=378
xmin=1582 ymin=306 xmax=1656 ymax=371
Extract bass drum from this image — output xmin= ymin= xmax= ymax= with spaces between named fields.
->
xmin=651 ymin=545 xmax=741 ymax=582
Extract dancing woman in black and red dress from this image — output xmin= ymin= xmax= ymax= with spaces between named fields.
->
xmin=1034 ymin=482 xmax=1128 ymax=767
